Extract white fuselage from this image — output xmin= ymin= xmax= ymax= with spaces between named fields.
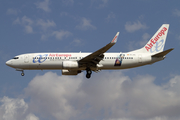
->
xmin=6 ymin=52 xmax=163 ymax=71
xmin=5 ymin=24 xmax=172 ymax=78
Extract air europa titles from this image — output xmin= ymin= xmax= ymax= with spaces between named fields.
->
xmin=145 ymin=27 xmax=167 ymax=51
xmin=49 ymin=54 xmax=71 ymax=57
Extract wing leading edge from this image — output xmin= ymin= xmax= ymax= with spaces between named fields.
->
xmin=78 ymin=32 xmax=119 ymax=68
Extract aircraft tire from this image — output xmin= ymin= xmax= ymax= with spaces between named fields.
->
xmin=86 ymin=68 xmax=92 ymax=78
xmin=86 ymin=74 xmax=91 ymax=79
xmin=21 ymin=72 xmax=25 ymax=76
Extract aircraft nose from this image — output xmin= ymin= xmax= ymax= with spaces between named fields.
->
xmin=6 ymin=60 xmax=12 ymax=66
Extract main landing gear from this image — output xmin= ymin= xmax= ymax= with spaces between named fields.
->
xmin=21 ymin=72 xmax=25 ymax=76
xmin=86 ymin=68 xmax=92 ymax=79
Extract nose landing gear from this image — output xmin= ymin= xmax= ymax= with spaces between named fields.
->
xmin=86 ymin=68 xmax=92 ymax=79
xmin=16 ymin=69 xmax=25 ymax=76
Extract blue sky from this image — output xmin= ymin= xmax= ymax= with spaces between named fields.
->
xmin=1 ymin=0 xmax=180 ymax=120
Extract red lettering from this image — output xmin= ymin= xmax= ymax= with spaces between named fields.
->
xmin=49 ymin=54 xmax=55 ymax=57
xmin=147 ymin=43 xmax=153 ymax=48
xmin=145 ymin=46 xmax=150 ymax=51
xmin=145 ymin=27 xmax=167 ymax=51
xmin=156 ymin=35 xmax=160 ymax=40
xmin=154 ymin=37 xmax=158 ymax=42
xmin=163 ymin=27 xmax=167 ymax=31
xmin=150 ymin=39 xmax=156 ymax=44
xmin=49 ymin=54 xmax=71 ymax=57
xmin=158 ymin=32 xmax=162 ymax=36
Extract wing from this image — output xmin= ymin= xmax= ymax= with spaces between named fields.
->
xmin=78 ymin=32 xmax=119 ymax=68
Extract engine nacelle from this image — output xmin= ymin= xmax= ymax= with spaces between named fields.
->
xmin=61 ymin=69 xmax=81 ymax=75
xmin=62 ymin=61 xmax=79 ymax=69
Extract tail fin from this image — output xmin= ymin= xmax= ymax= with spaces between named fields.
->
xmin=132 ymin=24 xmax=169 ymax=54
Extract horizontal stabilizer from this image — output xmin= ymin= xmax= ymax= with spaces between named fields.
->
xmin=151 ymin=48 xmax=174 ymax=57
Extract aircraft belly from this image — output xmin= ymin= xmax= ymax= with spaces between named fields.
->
xmin=29 ymin=61 xmax=63 ymax=70
xmin=101 ymin=59 xmax=139 ymax=70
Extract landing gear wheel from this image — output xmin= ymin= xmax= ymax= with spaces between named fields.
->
xmin=86 ymin=74 xmax=91 ymax=79
xmin=86 ymin=68 xmax=92 ymax=79
xmin=21 ymin=72 xmax=25 ymax=76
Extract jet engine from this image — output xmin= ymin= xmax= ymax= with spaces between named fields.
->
xmin=62 ymin=61 xmax=79 ymax=69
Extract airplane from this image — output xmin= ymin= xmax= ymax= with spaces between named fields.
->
xmin=6 ymin=24 xmax=173 ymax=78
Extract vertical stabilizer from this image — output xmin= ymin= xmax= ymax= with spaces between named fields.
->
xmin=131 ymin=24 xmax=169 ymax=54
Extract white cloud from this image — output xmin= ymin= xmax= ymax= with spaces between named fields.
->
xmin=127 ymin=33 xmax=150 ymax=51
xmin=60 ymin=12 xmax=68 ymax=16
xmin=71 ymin=39 xmax=83 ymax=46
xmin=24 ymin=25 xmax=33 ymax=34
xmin=106 ymin=12 xmax=116 ymax=22
xmin=125 ymin=21 xmax=147 ymax=33
xmin=35 ymin=0 xmax=51 ymax=12
xmin=91 ymin=0 xmax=109 ymax=8
xmin=37 ymin=19 xmax=56 ymax=31
xmin=173 ymin=9 xmax=180 ymax=17
xmin=2 ymin=72 xmax=180 ymax=120
xmin=142 ymin=33 xmax=150 ymax=41
xmin=22 ymin=16 xmax=33 ymax=25
xmin=0 ymin=96 xmax=28 ymax=120
xmin=13 ymin=17 xmax=56 ymax=35
xmin=25 ymin=113 xmax=39 ymax=120
xmin=139 ymin=33 xmax=150 ymax=46
xmin=99 ymin=0 xmax=109 ymax=8
xmin=52 ymin=30 xmax=72 ymax=40
xmin=13 ymin=16 xmax=34 ymax=34
xmin=22 ymin=72 xmax=180 ymax=120
xmin=13 ymin=17 xmax=21 ymax=24
xmin=24 ymin=72 xmax=83 ymax=120
xmin=0 ymin=97 xmax=40 ymax=120
xmin=6 ymin=8 xmax=18 ymax=15
xmin=127 ymin=41 xmax=136 ymax=51
xmin=76 ymin=17 xmax=96 ymax=30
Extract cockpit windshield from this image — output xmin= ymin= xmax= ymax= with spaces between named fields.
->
xmin=13 ymin=57 xmax=19 ymax=59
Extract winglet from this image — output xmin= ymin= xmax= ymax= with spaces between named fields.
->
xmin=111 ymin=32 xmax=119 ymax=43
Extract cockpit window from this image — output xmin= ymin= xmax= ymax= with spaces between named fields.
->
xmin=13 ymin=57 xmax=19 ymax=59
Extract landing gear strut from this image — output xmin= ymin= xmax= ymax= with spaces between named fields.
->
xmin=16 ymin=69 xmax=25 ymax=76
xmin=86 ymin=68 xmax=92 ymax=79
xmin=21 ymin=72 xmax=25 ymax=76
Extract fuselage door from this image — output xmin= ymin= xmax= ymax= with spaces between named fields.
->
xmin=24 ymin=55 xmax=29 ymax=63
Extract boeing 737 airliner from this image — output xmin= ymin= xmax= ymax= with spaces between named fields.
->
xmin=6 ymin=24 xmax=173 ymax=78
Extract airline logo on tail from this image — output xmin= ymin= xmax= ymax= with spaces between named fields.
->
xmin=145 ymin=27 xmax=167 ymax=52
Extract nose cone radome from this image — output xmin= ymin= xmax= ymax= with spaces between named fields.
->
xmin=6 ymin=60 xmax=12 ymax=66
